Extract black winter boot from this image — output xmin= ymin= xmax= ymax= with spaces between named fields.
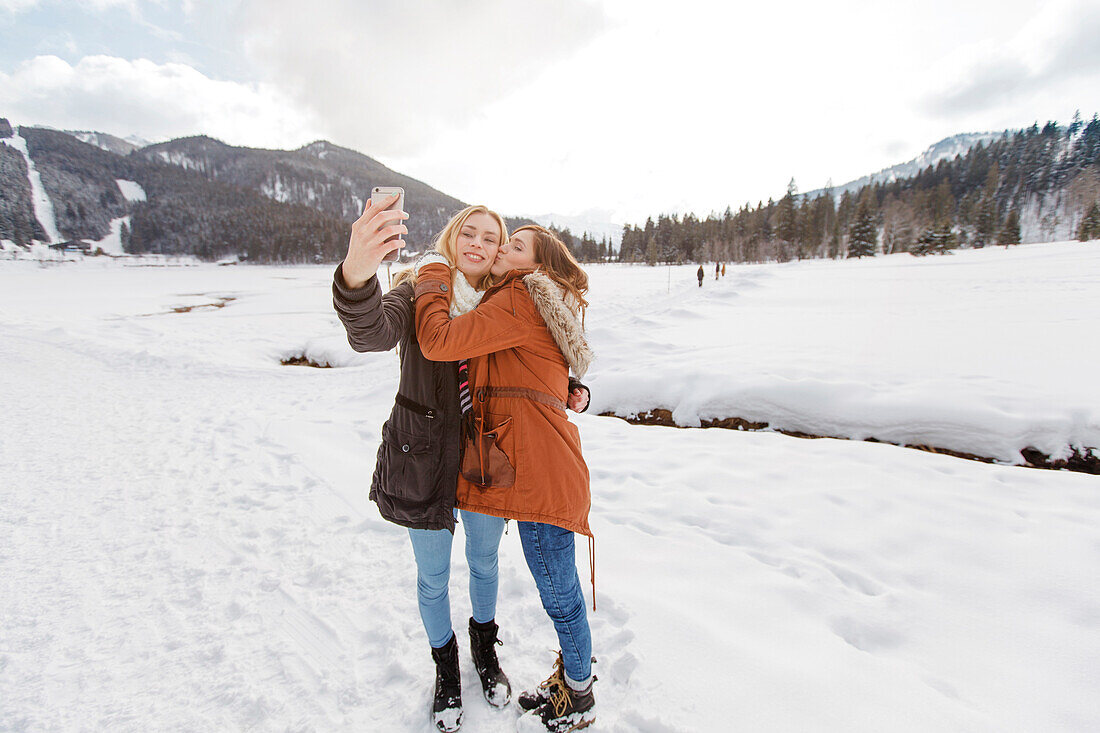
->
xmin=468 ymin=617 xmax=511 ymax=708
xmin=430 ymin=634 xmax=462 ymax=732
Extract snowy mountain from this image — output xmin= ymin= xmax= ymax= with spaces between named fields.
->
xmin=530 ymin=209 xmax=623 ymax=245
xmin=63 ymin=130 xmax=147 ymax=157
xmin=534 ymin=133 xmax=1004 ymax=242
xmin=0 ymin=119 xmax=526 ymax=261
xmin=134 ymin=136 xmax=473 ymax=245
xmin=0 ymin=123 xmax=356 ymax=261
xmin=802 ymin=132 xmax=1002 ymax=200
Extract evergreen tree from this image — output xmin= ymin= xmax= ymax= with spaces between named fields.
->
xmin=999 ymin=208 xmax=1021 ymax=246
xmin=847 ymin=197 xmax=877 ymax=258
xmin=827 ymin=223 xmax=841 ymax=259
xmin=972 ymin=162 xmax=1000 ymax=247
xmin=973 ymin=196 xmax=997 ymax=247
xmin=775 ymin=178 xmax=798 ymax=251
xmin=1078 ymin=202 xmax=1100 ymax=241
xmin=911 ymin=224 xmax=956 ymax=255
xmin=645 ymin=236 xmax=658 ymax=266
xmin=1069 ymin=109 xmax=1083 ymax=137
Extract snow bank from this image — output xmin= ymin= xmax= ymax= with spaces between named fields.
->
xmin=586 ymin=241 xmax=1100 ymax=463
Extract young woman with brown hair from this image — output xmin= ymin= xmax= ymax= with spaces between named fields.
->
xmin=414 ymin=224 xmax=598 ymax=733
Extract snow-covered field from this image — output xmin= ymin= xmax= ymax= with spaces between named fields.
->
xmin=2 ymin=243 xmax=1098 ymax=732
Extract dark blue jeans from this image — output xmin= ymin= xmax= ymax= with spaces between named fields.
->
xmin=517 ymin=521 xmax=592 ymax=683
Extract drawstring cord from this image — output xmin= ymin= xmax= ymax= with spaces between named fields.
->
xmin=588 ymin=535 xmax=596 ymax=611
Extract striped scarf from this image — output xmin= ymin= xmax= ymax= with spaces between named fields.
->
xmin=458 ymin=360 xmax=472 ymax=415
xmin=449 ymin=272 xmax=483 ymax=416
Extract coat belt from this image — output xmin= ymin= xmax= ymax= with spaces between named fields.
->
xmin=475 ymin=386 xmax=567 ymax=411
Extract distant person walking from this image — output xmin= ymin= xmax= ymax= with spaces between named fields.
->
xmin=697 ymin=265 xmax=704 ymax=287
xmin=722 ymin=263 xmax=726 ymax=277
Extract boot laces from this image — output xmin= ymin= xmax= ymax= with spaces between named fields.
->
xmin=539 ymin=653 xmax=570 ymax=718
xmin=475 ymin=629 xmax=503 ymax=675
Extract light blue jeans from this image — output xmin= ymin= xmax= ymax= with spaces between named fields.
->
xmin=408 ymin=509 xmax=506 ymax=649
xmin=517 ymin=521 xmax=592 ymax=683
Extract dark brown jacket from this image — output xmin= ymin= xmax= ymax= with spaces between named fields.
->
xmin=333 ymin=266 xmax=462 ymax=532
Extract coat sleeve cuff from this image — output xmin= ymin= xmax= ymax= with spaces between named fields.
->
xmin=413 ymin=262 xmax=451 ymax=299
xmin=413 ymin=277 xmax=450 ymax=300
xmin=332 ymin=262 xmax=379 ymax=303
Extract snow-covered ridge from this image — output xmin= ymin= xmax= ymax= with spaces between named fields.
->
xmin=531 ymin=208 xmax=623 ymax=244
xmin=156 ymin=150 xmax=206 ymax=172
xmin=0 ymin=123 xmax=62 ymax=243
xmin=260 ymin=175 xmax=329 ymax=204
xmin=803 ymin=132 xmax=1001 ymax=200
xmin=65 ymin=130 xmax=142 ymax=156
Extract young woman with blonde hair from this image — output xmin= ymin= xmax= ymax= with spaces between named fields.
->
xmin=333 ymin=203 xmax=588 ymax=732
xmin=414 ymin=224 xmax=598 ymax=733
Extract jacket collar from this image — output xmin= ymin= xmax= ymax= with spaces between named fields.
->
xmin=522 ymin=270 xmax=594 ymax=379
xmin=485 ymin=268 xmax=594 ymax=379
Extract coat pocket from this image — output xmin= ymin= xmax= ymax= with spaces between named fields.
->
xmin=461 ymin=412 xmax=517 ymax=489
xmin=379 ymin=424 xmax=436 ymax=501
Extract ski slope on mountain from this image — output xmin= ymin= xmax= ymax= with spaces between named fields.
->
xmin=2 ymin=243 xmax=1098 ymax=732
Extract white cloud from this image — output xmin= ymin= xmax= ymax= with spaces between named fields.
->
xmin=389 ymin=0 xmax=1100 ymax=223
xmin=0 ymin=0 xmax=41 ymax=12
xmin=232 ymin=0 xmax=609 ymax=157
xmin=0 ymin=0 xmax=142 ymax=12
xmin=3 ymin=0 xmax=1096 ymax=225
xmin=0 ymin=55 xmax=324 ymax=147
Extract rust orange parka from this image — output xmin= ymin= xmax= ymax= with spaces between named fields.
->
xmin=414 ymin=263 xmax=594 ymax=536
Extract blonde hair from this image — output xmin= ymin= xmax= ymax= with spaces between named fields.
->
xmin=392 ymin=205 xmax=507 ymax=295
xmin=512 ymin=224 xmax=589 ymax=317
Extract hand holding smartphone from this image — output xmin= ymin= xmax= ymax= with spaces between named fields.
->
xmin=371 ymin=186 xmax=405 ymax=262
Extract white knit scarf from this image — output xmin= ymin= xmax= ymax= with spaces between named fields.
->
xmin=413 ymin=251 xmax=484 ymax=317
xmin=449 ymin=270 xmax=484 ymax=317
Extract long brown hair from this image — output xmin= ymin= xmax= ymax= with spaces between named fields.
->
xmin=512 ymin=224 xmax=589 ymax=317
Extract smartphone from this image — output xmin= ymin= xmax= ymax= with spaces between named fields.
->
xmin=371 ymin=186 xmax=405 ymax=262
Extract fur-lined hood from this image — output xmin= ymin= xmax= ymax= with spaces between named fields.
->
xmin=523 ymin=270 xmax=594 ymax=379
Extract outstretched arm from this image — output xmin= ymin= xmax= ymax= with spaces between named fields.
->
xmin=331 ymin=193 xmax=413 ymax=352
xmin=414 ymin=263 xmax=536 ymax=361
xmin=332 ymin=267 xmax=411 ymax=353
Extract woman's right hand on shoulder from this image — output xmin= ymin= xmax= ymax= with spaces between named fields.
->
xmin=341 ymin=194 xmax=409 ymax=289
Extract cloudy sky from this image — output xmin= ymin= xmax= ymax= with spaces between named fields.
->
xmin=2 ymin=0 xmax=1097 ymax=225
